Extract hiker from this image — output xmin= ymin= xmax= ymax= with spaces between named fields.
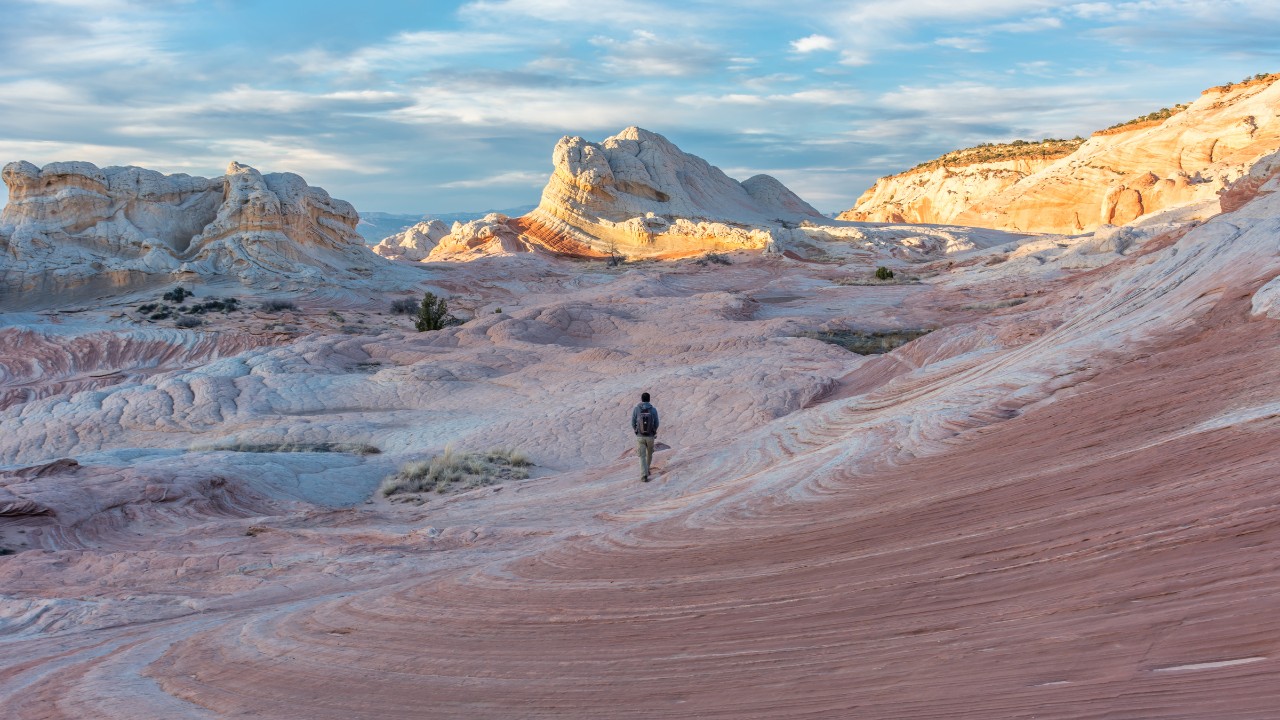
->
xmin=631 ymin=392 xmax=660 ymax=482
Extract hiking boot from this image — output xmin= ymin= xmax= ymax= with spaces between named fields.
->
xmin=642 ymin=475 xmax=650 ymax=482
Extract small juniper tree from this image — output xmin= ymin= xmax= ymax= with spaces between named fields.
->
xmin=875 ymin=266 xmax=895 ymax=281
xmin=415 ymin=291 xmax=450 ymax=331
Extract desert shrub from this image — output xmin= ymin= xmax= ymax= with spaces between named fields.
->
xmin=149 ymin=310 xmax=171 ymax=320
xmin=695 ymin=252 xmax=731 ymax=266
xmin=261 ymin=299 xmax=297 ymax=312
xmin=162 ymin=287 xmax=191 ymax=303
xmin=494 ymin=307 xmax=502 ymax=313
xmin=137 ymin=303 xmax=157 ymax=313
xmin=415 ymin=291 xmax=452 ymax=332
xmin=380 ymin=445 xmax=531 ymax=497
xmin=390 ymin=298 xmax=418 ymax=315
xmin=175 ymin=316 xmax=202 ymax=329
xmin=0 ymin=547 xmax=13 ymax=556
xmin=875 ymin=266 xmax=895 ymax=280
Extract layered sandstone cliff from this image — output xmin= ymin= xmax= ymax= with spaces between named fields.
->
xmin=514 ymin=126 xmax=825 ymax=259
xmin=839 ymin=140 xmax=1081 ymax=224
xmin=0 ymin=160 xmax=389 ymax=292
xmin=842 ymin=74 xmax=1280 ymax=234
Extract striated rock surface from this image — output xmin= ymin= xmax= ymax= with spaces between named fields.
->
xmin=0 ymin=160 xmax=391 ymax=295
xmin=843 ymin=74 xmax=1280 ymax=234
xmin=516 ymin=126 xmax=825 ymax=258
xmin=5 ymin=176 xmax=1280 ymax=715
xmin=840 ymin=141 xmax=1080 ymax=224
xmin=372 ymin=219 xmax=450 ymax=261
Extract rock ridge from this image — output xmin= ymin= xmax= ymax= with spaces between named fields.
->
xmin=0 ymin=160 xmax=390 ymax=294
xmin=842 ymin=74 xmax=1280 ymax=234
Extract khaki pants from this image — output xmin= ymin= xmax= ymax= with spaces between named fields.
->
xmin=636 ymin=435 xmax=655 ymax=479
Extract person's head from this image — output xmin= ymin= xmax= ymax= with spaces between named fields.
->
xmin=641 ymin=392 xmax=650 ymax=403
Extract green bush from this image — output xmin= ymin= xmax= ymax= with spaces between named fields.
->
xmin=415 ymin=291 xmax=451 ymax=331
xmin=390 ymin=298 xmax=418 ymax=315
xmin=875 ymin=266 xmax=894 ymax=281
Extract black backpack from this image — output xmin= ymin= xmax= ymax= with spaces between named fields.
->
xmin=637 ymin=405 xmax=655 ymax=436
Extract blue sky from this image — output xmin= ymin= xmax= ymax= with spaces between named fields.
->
xmin=1 ymin=0 xmax=1277 ymax=214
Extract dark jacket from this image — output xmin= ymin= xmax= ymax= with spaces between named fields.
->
xmin=631 ymin=402 xmax=659 ymax=436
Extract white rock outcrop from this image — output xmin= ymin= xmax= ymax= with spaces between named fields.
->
xmin=372 ymin=219 xmax=450 ymax=261
xmin=0 ymin=160 xmax=389 ymax=292
xmin=514 ymin=126 xmax=825 ymax=258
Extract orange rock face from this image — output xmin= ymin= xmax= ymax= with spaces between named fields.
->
xmin=844 ymin=76 xmax=1280 ymax=234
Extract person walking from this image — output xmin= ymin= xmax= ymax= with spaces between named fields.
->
xmin=631 ymin=392 xmax=660 ymax=482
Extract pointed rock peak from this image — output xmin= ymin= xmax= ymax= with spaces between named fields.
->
xmin=613 ymin=126 xmax=666 ymax=143
xmin=225 ymin=161 xmax=261 ymax=177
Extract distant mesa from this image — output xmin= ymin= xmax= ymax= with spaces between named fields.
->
xmin=0 ymin=160 xmax=389 ymax=293
xmin=841 ymin=73 xmax=1280 ymax=234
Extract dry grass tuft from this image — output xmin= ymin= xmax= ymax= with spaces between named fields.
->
xmin=380 ymin=445 xmax=531 ymax=497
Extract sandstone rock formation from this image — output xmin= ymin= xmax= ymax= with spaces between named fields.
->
xmin=0 ymin=160 xmax=391 ymax=294
xmin=515 ymin=126 xmax=825 ymax=258
xmin=428 ymin=213 xmax=533 ymax=260
xmin=839 ymin=140 xmax=1080 ymax=224
xmin=842 ymin=74 xmax=1280 ymax=234
xmin=372 ymin=219 xmax=450 ymax=261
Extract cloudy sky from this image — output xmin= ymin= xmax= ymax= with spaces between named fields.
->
xmin=1 ymin=0 xmax=1277 ymax=215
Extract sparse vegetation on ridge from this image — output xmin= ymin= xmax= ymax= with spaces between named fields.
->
xmin=380 ymin=446 xmax=532 ymax=497
xmin=1097 ymin=103 xmax=1191 ymax=134
xmin=898 ymin=137 xmax=1084 ymax=176
xmin=1211 ymin=71 xmax=1279 ymax=92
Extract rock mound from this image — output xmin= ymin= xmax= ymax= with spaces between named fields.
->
xmin=842 ymin=74 xmax=1280 ymax=234
xmin=372 ymin=219 xmax=451 ymax=261
xmin=0 ymin=160 xmax=389 ymax=293
xmin=517 ymin=126 xmax=824 ymax=258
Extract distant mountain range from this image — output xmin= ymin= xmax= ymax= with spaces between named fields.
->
xmin=356 ymin=207 xmax=537 ymax=244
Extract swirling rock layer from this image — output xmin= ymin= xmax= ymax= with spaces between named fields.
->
xmin=3 ymin=174 xmax=1280 ymax=717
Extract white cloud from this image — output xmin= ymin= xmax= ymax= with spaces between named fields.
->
xmin=439 ymin=170 xmax=547 ymax=189
xmin=935 ymin=36 xmax=988 ymax=52
xmin=287 ymin=30 xmax=531 ymax=77
xmin=676 ymin=88 xmax=864 ymax=108
xmin=992 ymin=16 xmax=1062 ymax=32
xmin=791 ymin=34 xmax=837 ymax=53
xmin=590 ymin=30 xmax=724 ymax=77
xmin=202 ymin=138 xmax=384 ymax=175
xmin=458 ymin=0 xmax=695 ymax=27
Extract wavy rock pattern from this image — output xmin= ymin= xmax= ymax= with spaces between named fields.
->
xmin=3 ymin=175 xmax=1280 ymax=717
